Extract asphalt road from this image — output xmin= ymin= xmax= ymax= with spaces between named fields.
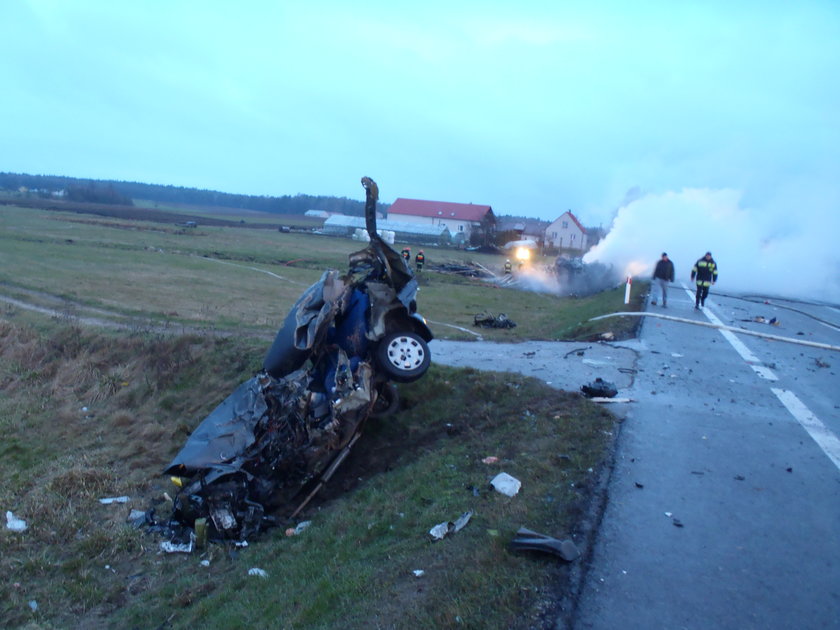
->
xmin=432 ymin=284 xmax=840 ymax=630
xmin=571 ymin=284 xmax=840 ymax=630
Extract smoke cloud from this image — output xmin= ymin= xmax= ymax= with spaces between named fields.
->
xmin=583 ymin=188 xmax=840 ymax=304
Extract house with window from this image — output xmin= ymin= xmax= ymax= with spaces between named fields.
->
xmin=387 ymin=198 xmax=495 ymax=245
xmin=544 ymin=210 xmax=588 ymax=253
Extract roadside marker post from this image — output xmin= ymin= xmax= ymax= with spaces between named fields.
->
xmin=624 ymin=276 xmax=632 ymax=304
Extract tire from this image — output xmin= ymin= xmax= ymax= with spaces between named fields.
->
xmin=375 ymin=331 xmax=431 ymax=383
xmin=369 ymin=382 xmax=400 ymax=418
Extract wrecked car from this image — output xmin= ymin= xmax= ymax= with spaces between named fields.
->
xmin=162 ymin=177 xmax=432 ymax=541
xmin=552 ymin=256 xmax=619 ymax=297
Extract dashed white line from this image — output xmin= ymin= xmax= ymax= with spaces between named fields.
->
xmin=680 ymin=285 xmax=777 ymax=380
xmin=679 ymin=283 xmax=839 ymax=471
xmin=772 ymin=388 xmax=840 ymax=472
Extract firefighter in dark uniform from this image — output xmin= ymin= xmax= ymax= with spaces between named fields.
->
xmin=415 ymin=249 xmax=425 ymax=272
xmin=690 ymin=251 xmax=718 ymax=309
xmin=401 ymin=246 xmax=411 ymax=265
xmin=504 ymin=259 xmax=512 ymax=275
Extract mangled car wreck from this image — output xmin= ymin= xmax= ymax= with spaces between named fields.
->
xmin=162 ymin=177 xmax=432 ymax=541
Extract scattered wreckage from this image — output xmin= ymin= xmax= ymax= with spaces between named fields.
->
xmin=552 ymin=256 xmax=619 ymax=297
xmin=160 ymin=177 xmax=433 ymax=542
xmin=474 ymin=311 xmax=517 ymax=329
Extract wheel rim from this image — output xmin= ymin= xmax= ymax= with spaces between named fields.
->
xmin=385 ymin=336 xmax=425 ymax=371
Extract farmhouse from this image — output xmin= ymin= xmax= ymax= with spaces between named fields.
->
xmin=545 ymin=210 xmax=588 ymax=253
xmin=387 ymin=198 xmax=495 ymax=245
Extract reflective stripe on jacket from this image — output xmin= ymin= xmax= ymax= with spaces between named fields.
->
xmin=691 ymin=258 xmax=718 ymax=286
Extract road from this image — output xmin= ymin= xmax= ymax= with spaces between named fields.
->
xmin=571 ymin=284 xmax=840 ymax=630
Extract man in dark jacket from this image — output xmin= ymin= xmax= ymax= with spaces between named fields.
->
xmin=691 ymin=251 xmax=718 ymax=309
xmin=651 ymin=252 xmax=675 ymax=307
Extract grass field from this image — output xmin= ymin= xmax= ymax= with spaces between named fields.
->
xmin=0 ymin=204 xmax=644 ymax=341
xmin=1 ymin=203 xmax=645 ymax=629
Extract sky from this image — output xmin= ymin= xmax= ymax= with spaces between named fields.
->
xmin=2 ymin=1 xmax=839 ymax=300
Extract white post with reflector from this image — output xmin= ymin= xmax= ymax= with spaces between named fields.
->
xmin=624 ymin=276 xmax=632 ymax=304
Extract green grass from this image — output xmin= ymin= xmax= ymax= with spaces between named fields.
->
xmin=0 ymin=203 xmax=641 ymax=628
xmin=1 ymin=204 xmax=645 ymax=340
xmin=0 ymin=322 xmax=613 ymax=629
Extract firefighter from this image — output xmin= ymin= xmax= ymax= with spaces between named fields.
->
xmin=690 ymin=251 xmax=718 ymax=309
xmin=504 ymin=259 xmax=512 ymax=274
xmin=401 ymin=246 xmax=411 ymax=264
xmin=415 ymin=249 xmax=425 ymax=272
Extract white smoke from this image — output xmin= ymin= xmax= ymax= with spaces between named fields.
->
xmin=583 ymin=188 xmax=840 ymax=304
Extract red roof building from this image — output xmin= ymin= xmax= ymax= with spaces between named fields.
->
xmin=387 ymin=198 xmax=495 ymax=244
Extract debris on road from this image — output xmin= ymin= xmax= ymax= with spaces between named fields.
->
xmin=490 ymin=472 xmax=522 ymax=496
xmin=741 ymin=315 xmax=779 ymax=325
xmin=509 ymin=527 xmax=580 ymax=561
xmin=580 ymin=378 xmax=618 ymax=398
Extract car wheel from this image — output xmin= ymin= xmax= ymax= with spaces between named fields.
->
xmin=376 ymin=331 xmax=431 ymax=382
xmin=370 ymin=382 xmax=400 ymax=418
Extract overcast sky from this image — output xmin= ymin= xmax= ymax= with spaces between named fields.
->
xmin=2 ymin=1 xmax=839 ymax=299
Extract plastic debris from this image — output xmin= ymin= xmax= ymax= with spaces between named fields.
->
xmin=29 ymin=600 xmax=38 ymax=612
xmin=99 ymin=496 xmax=129 ymax=505
xmin=482 ymin=456 xmax=500 ymax=464
xmin=160 ymin=540 xmax=193 ymax=554
xmin=509 ymin=527 xmax=580 ymax=562
xmin=490 ymin=472 xmax=522 ymax=497
xmin=429 ymin=510 xmax=474 ymax=541
xmin=412 ymin=570 xmax=425 ymax=577
xmin=200 ymin=560 xmax=210 ymax=567
xmin=6 ymin=511 xmax=27 ymax=532
xmin=248 ymin=567 xmax=269 ymax=578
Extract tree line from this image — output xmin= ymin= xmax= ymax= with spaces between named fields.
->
xmin=0 ymin=172 xmax=370 ymax=216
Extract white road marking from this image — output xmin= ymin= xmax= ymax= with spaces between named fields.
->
xmin=771 ymin=388 xmax=840 ymax=472
xmin=677 ymin=284 xmax=840 ymax=471
xmin=681 ymin=284 xmax=778 ymax=380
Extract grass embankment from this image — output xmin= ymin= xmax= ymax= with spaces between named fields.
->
xmin=1 ymin=202 xmax=646 ymax=628
xmin=1 ymin=321 xmax=614 ymax=629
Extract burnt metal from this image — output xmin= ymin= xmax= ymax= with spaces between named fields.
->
xmin=580 ymin=377 xmax=618 ymax=398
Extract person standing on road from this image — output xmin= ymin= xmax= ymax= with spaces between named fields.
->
xmin=651 ymin=252 xmax=674 ymax=307
xmin=415 ymin=249 xmax=425 ymax=272
xmin=691 ymin=251 xmax=718 ymax=309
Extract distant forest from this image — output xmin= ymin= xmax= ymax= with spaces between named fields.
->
xmin=0 ymin=172 xmax=370 ymax=216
